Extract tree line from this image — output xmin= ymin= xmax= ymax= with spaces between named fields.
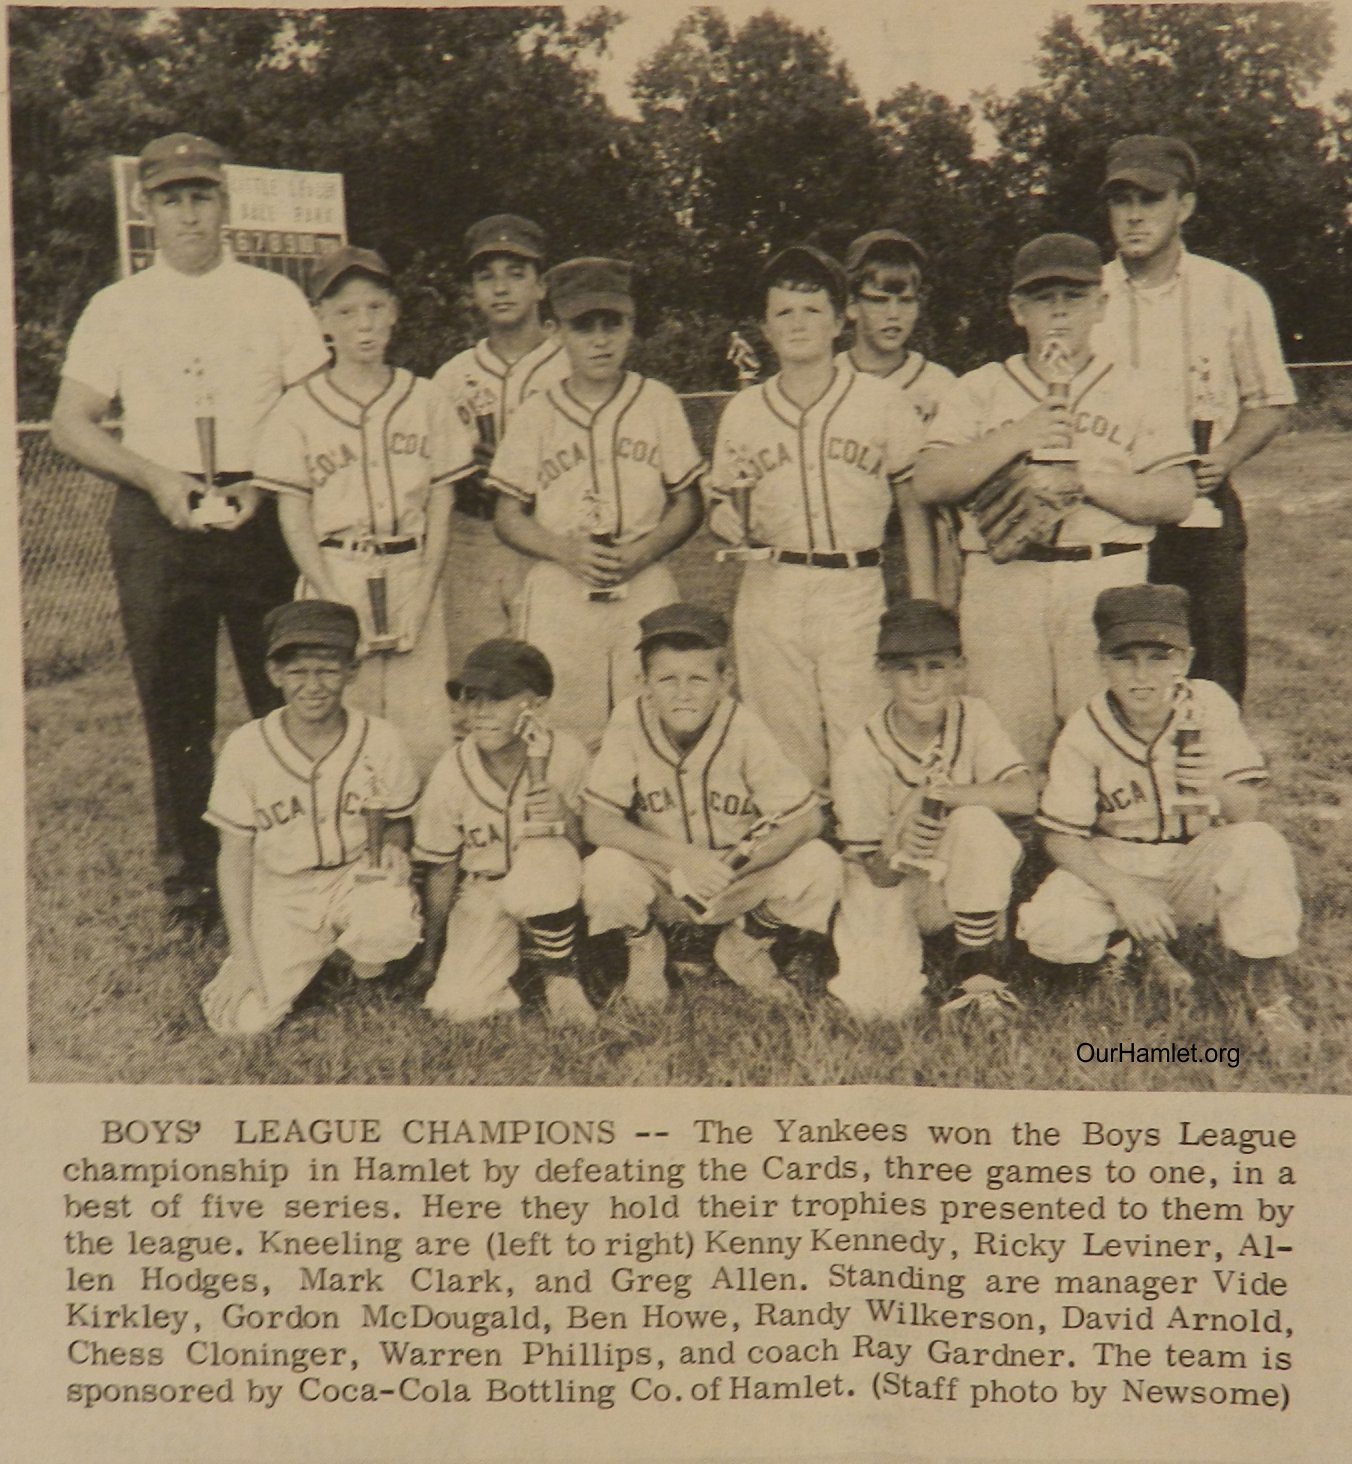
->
xmin=12 ymin=3 xmax=1352 ymax=419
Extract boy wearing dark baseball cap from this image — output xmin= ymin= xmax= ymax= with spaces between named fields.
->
xmin=1018 ymin=584 xmax=1304 ymax=1051
xmin=830 ymin=601 xmax=1035 ymax=1021
xmin=583 ymin=603 xmax=840 ymax=1008
xmin=414 ymin=639 xmax=595 ymax=1025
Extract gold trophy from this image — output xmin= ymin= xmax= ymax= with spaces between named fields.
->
xmin=585 ymin=500 xmax=627 ymax=603
xmin=467 ymin=377 xmax=497 ymax=455
xmin=359 ymin=534 xmax=401 ymax=652
xmin=1185 ymin=361 xmax=1223 ymax=527
xmin=889 ymin=744 xmax=951 ymax=882
xmin=678 ymin=814 xmax=782 ymax=918
xmin=713 ymin=442 xmax=773 ymax=564
xmin=1167 ymin=680 xmax=1219 ymax=830
xmin=186 ymin=359 xmax=240 ymax=527
xmin=357 ymin=765 xmax=391 ymax=882
xmin=1031 ymin=338 xmax=1078 ymax=465
xmin=515 ymin=709 xmax=566 ymax=838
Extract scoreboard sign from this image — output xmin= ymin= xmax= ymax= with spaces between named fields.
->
xmin=111 ymin=156 xmax=347 ymax=287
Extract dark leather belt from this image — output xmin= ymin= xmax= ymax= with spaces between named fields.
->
xmin=188 ymin=471 xmax=252 ymax=486
xmin=454 ymin=476 xmax=499 ymax=521
xmin=772 ymin=547 xmax=882 ymax=570
xmin=319 ymin=535 xmax=420 ymax=555
xmin=1020 ymin=542 xmax=1145 ymax=562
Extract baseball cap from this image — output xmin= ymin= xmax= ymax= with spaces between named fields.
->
xmin=1101 ymin=135 xmax=1200 ymax=196
xmin=844 ymin=229 xmax=927 ymax=275
xmin=448 ymin=640 xmax=554 ymax=700
xmin=636 ymin=603 xmax=730 ymax=653
xmin=1093 ymin=584 xmax=1193 ymax=652
xmin=760 ymin=244 xmax=848 ymax=312
xmin=876 ymin=600 xmax=962 ymax=660
xmin=465 ymin=214 xmax=546 ymax=265
xmin=1011 ymin=233 xmax=1103 ymax=293
xmin=265 ymin=600 xmax=360 ymax=658
xmin=138 ymin=133 xmax=226 ymax=192
xmin=308 ymin=246 xmax=394 ymax=304
xmin=545 ymin=257 xmax=635 ymax=322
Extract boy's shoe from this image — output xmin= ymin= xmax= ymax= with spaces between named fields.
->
xmin=620 ymin=927 xmax=669 ymax=1009
xmin=1253 ymin=995 xmax=1309 ymax=1058
xmin=544 ymin=969 xmax=597 ymax=1027
xmin=713 ymin=923 xmax=793 ymax=1003
xmin=938 ymin=974 xmax=1022 ymax=1021
xmin=1141 ymin=940 xmax=1194 ymax=994
xmin=1098 ymin=937 xmax=1134 ymax=984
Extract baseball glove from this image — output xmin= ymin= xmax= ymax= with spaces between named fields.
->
xmin=968 ymin=455 xmax=1082 ymax=564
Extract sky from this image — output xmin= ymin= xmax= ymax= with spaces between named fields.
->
xmin=571 ymin=0 xmax=1352 ymax=117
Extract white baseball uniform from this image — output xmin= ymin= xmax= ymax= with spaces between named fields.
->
xmin=254 ymin=367 xmax=476 ymax=776
xmin=414 ymin=728 xmax=590 ymax=1022
xmin=489 ymin=372 xmax=704 ymax=748
xmin=839 ymin=349 xmax=956 ymax=425
xmin=830 ymin=697 xmax=1027 ymax=1018
xmin=1017 ymin=680 xmax=1301 ymax=963
xmin=200 ymin=709 xmax=422 ymax=1033
xmin=583 ymin=693 xmax=841 ymax=934
xmin=925 ymin=354 xmax=1194 ymax=770
xmin=433 ymin=336 xmax=570 ymax=661
xmin=708 ymin=367 xmax=925 ymax=794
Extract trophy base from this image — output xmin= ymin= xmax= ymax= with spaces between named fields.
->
xmin=355 ymin=864 xmax=391 ymax=884
xmin=188 ymin=491 xmax=242 ymax=528
xmin=520 ymin=822 xmax=567 ymax=840
xmin=715 ymin=545 xmax=774 ymax=563
xmin=364 ymin=633 xmax=401 ymax=654
xmin=888 ymin=853 xmax=949 ymax=882
xmin=1029 ymin=449 xmax=1078 ymax=464
xmin=1167 ymin=795 xmax=1220 ymax=818
xmin=588 ymin=585 xmax=628 ymax=603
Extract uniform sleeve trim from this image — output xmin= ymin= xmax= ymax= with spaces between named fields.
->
xmin=583 ymin=789 xmax=631 ymax=814
xmin=1037 ymin=813 xmax=1094 ymax=837
xmin=252 ymin=474 xmax=311 ymax=498
xmin=204 ymin=810 xmax=256 ymax=835
xmin=486 ymin=474 xmax=533 ymax=502
xmin=993 ymin=762 xmax=1030 ymax=782
xmin=431 ymin=463 xmax=477 ymax=489
xmin=412 ymin=844 xmax=461 ymax=863
xmin=665 ymin=461 xmax=705 ymax=495
xmin=1223 ymin=767 xmax=1269 ymax=783
xmin=385 ymin=798 xmax=419 ymax=818
xmin=766 ymin=792 xmax=818 ymax=825
xmin=1138 ymin=451 xmax=1198 ymax=475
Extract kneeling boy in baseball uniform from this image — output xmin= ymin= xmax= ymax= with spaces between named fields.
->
xmin=490 ymin=258 xmax=704 ymax=749
xmin=831 ymin=601 xmax=1036 ymax=1021
xmin=254 ymin=246 xmax=476 ymax=777
xmin=413 ymin=640 xmax=595 ymax=1026
xmin=201 ymin=602 xmax=422 ymax=1037
xmin=583 ymin=604 xmax=842 ymax=1007
xmin=914 ymin=234 xmax=1195 ymax=773
xmin=1017 ymin=585 xmax=1304 ymax=1046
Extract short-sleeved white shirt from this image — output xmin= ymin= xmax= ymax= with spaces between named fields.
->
xmin=205 ymin=709 xmax=419 ymax=877
xmin=1039 ymin=679 xmax=1267 ymax=847
xmin=414 ymin=730 xmax=590 ymax=876
xmin=833 ymin=696 xmax=1028 ymax=857
xmin=585 ymin=694 xmax=817 ymax=852
xmin=61 ymin=253 xmax=329 ymax=473
xmin=925 ymin=355 xmax=1195 ymax=550
xmin=252 ymin=368 xmax=475 ymax=540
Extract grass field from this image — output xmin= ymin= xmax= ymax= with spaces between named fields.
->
xmin=24 ymin=431 xmax=1352 ymax=1090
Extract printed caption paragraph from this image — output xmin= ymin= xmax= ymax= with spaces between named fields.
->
xmin=57 ymin=1109 xmax=1302 ymax=1419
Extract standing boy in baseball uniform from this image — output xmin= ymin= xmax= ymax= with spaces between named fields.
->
xmin=1095 ymin=136 xmax=1296 ymax=704
xmin=253 ymin=246 xmax=476 ymax=777
xmin=707 ymin=244 xmax=930 ymax=797
xmin=52 ymin=133 xmax=330 ymax=931
xmin=914 ymin=233 xmax=1196 ymax=774
xmin=831 ymin=601 xmax=1035 ymax=1021
xmin=841 ymin=228 xmax=958 ymax=607
xmin=200 ymin=601 xmax=422 ymax=1037
xmin=490 ymin=258 xmax=704 ymax=748
xmin=413 ymin=640 xmax=595 ymax=1026
xmin=1017 ymin=584 xmax=1304 ymax=1049
xmin=433 ymin=216 xmax=569 ymax=669
xmin=583 ymin=604 xmax=841 ymax=1008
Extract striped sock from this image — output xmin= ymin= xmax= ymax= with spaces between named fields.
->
xmin=524 ymin=905 xmax=579 ymax=963
xmin=954 ymin=911 xmax=1000 ymax=949
xmin=743 ymin=903 xmax=784 ymax=945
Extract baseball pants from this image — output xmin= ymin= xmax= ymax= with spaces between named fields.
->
xmin=306 ymin=548 xmax=454 ymax=780
xmin=201 ymin=861 xmax=422 ymax=1036
xmin=515 ymin=560 xmax=680 ymax=750
xmin=424 ymin=840 xmax=583 ymax=1023
xmin=733 ymin=561 xmax=887 ymax=797
xmin=109 ymin=483 xmax=292 ymax=904
xmin=831 ymin=805 xmax=1022 ymax=1019
xmin=960 ymin=548 xmax=1147 ymax=774
xmin=1149 ymin=483 xmax=1247 ymax=704
xmin=1016 ymin=822 xmax=1301 ymax=965
xmin=584 ymin=840 xmax=842 ymax=936
xmin=442 ymin=509 xmax=531 ymax=673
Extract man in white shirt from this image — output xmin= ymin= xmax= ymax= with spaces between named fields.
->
xmin=1094 ymin=135 xmax=1296 ymax=704
xmin=52 ymin=133 xmax=329 ymax=931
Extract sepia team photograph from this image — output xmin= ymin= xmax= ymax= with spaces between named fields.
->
xmin=14 ymin=0 xmax=1352 ymax=1093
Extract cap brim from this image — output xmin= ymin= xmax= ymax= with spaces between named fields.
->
xmin=268 ymin=631 xmax=357 ymax=657
xmin=469 ymin=243 xmax=543 ymax=264
xmin=1012 ymin=268 xmax=1101 ymax=292
xmin=554 ymin=292 xmax=634 ymax=322
xmin=877 ymin=637 xmax=961 ymax=660
xmin=447 ymin=671 xmax=530 ymax=700
xmin=143 ymin=166 xmax=224 ymax=191
xmin=1099 ymin=623 xmax=1191 ymax=653
xmin=310 ymin=264 xmax=393 ymax=303
xmin=1100 ymin=166 xmax=1179 ymax=197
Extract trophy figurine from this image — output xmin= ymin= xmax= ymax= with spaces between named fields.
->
xmin=713 ymin=442 xmax=773 ymax=564
xmin=516 ymin=709 xmax=566 ymax=838
xmin=1031 ymin=338 xmax=1078 ymax=465
xmin=889 ymin=744 xmax=951 ymax=882
xmin=186 ymin=359 xmax=240 ymax=527
xmin=467 ymin=377 xmax=497 ymax=454
xmin=357 ymin=765 xmax=391 ymax=882
xmin=1185 ymin=362 xmax=1223 ymax=527
xmin=359 ymin=535 xmax=401 ymax=652
xmin=1167 ymin=680 xmax=1219 ymax=828
xmin=585 ymin=502 xmax=627 ymax=603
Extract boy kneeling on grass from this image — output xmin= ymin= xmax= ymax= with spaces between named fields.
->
xmin=830 ymin=600 xmax=1037 ymax=1022
xmin=201 ymin=601 xmax=422 ymax=1038
xmin=413 ymin=639 xmax=595 ymax=1027
xmin=582 ymin=603 xmax=842 ymax=1008
xmin=1017 ymin=584 xmax=1305 ymax=1052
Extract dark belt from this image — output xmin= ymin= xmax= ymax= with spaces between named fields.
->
xmin=188 ymin=471 xmax=253 ymax=487
xmin=968 ymin=542 xmax=1145 ymax=563
xmin=319 ymin=535 xmax=420 ymax=555
xmin=454 ymin=476 xmax=499 ymax=521
xmin=772 ymin=547 xmax=882 ymax=570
